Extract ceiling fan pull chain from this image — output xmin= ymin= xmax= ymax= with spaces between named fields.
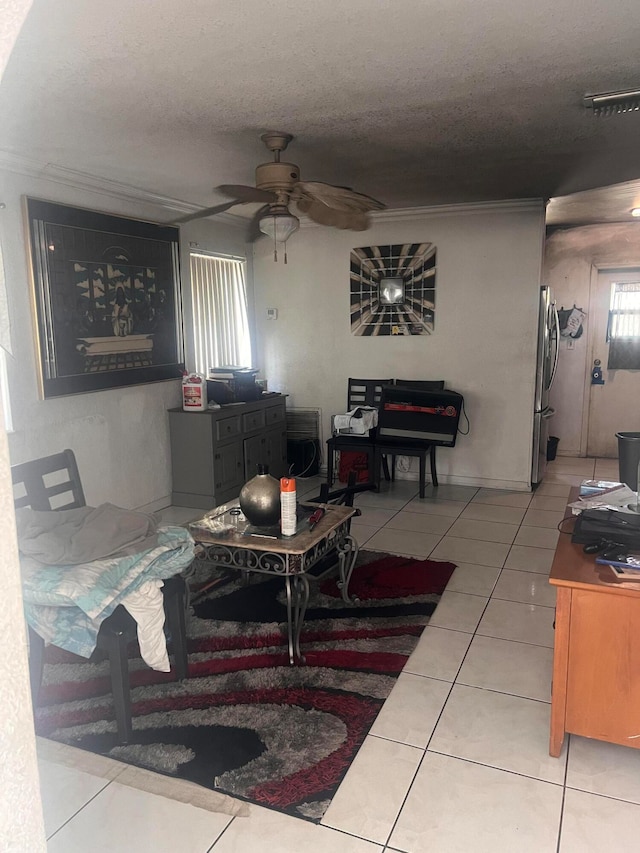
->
xmin=284 ymin=247 xmax=288 ymax=264
xmin=273 ymin=230 xmax=278 ymax=262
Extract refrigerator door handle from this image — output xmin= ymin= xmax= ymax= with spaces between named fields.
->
xmin=548 ymin=303 xmax=560 ymax=390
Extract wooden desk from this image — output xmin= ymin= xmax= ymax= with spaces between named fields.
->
xmin=549 ymin=487 xmax=640 ymax=756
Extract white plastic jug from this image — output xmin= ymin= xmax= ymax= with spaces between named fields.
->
xmin=182 ymin=372 xmax=207 ymax=411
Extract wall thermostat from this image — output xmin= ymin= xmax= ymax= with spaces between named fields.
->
xmin=266 ymin=308 xmax=278 ymax=320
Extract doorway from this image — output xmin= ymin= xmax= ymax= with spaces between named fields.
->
xmin=585 ymin=267 xmax=640 ymax=458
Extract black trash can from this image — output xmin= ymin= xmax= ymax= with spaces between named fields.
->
xmin=547 ymin=436 xmax=560 ymax=462
xmin=616 ymin=432 xmax=640 ymax=490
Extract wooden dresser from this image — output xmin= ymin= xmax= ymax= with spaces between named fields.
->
xmin=168 ymin=395 xmax=287 ymax=509
xmin=549 ymin=487 xmax=640 ymax=756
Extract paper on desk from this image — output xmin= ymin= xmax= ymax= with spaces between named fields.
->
xmin=568 ymin=485 xmax=639 ymax=515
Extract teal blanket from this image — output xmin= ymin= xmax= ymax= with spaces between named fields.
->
xmin=21 ymin=525 xmax=195 ymax=658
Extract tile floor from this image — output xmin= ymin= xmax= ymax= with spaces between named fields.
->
xmin=36 ymin=455 xmax=640 ymax=852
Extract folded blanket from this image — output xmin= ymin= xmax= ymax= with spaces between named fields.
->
xmin=21 ymin=525 xmax=195 ymax=663
xmin=15 ymin=503 xmax=161 ymax=565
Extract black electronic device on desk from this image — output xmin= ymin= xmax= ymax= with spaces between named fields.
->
xmin=572 ymin=508 xmax=640 ymax=549
xmin=207 ymin=367 xmax=262 ymax=403
xmin=377 ymin=385 xmax=464 ymax=446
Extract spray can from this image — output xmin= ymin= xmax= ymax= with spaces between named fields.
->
xmin=182 ymin=371 xmax=207 ymax=411
xmin=280 ymin=477 xmax=297 ymax=536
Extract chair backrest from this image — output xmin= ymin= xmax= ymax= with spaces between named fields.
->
xmin=347 ymin=378 xmax=393 ymax=409
xmin=394 ymin=379 xmax=445 ymax=391
xmin=11 ymin=449 xmax=86 ymax=511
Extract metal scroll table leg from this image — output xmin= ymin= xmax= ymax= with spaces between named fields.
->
xmin=284 ymin=574 xmax=310 ymax=664
xmin=336 ymin=534 xmax=359 ymax=604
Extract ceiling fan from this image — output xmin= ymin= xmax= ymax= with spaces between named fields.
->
xmin=173 ymin=132 xmax=386 ymax=261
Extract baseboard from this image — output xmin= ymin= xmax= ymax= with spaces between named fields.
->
xmin=136 ymin=495 xmax=173 ymax=513
xmin=392 ymin=470 xmax=531 ymax=492
xmin=320 ymin=465 xmax=531 ymax=492
xmin=321 ymin=463 xmax=531 ymax=493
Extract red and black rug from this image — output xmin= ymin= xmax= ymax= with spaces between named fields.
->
xmin=34 ymin=550 xmax=455 ymax=822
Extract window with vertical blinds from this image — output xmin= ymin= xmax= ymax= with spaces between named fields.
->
xmin=189 ymin=252 xmax=251 ymax=373
xmin=607 ymin=281 xmax=640 ymax=369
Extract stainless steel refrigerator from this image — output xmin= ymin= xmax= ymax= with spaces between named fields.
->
xmin=531 ymin=285 xmax=560 ymax=484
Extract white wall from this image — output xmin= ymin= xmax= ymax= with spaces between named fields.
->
xmin=0 ymin=167 xmax=247 ymax=509
xmin=252 ymin=201 xmax=546 ymax=491
xmin=545 ymin=223 xmax=640 ymax=455
xmin=0 ymin=178 xmax=547 ymax=500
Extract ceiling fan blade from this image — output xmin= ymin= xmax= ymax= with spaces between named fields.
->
xmin=171 ymin=200 xmax=241 ymax=224
xmin=294 ymin=198 xmax=370 ymax=230
xmin=247 ymin=204 xmax=272 ymax=243
xmin=293 ymin=181 xmax=385 ymax=213
xmin=217 ymin=185 xmax=278 ymax=204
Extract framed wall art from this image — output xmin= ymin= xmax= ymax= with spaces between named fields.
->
xmin=25 ymin=198 xmax=184 ymax=398
xmin=350 ymin=242 xmax=436 ymax=336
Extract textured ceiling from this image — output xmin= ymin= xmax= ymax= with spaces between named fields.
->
xmin=1 ymin=0 xmax=640 ymax=224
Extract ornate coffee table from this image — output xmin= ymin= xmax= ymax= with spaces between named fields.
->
xmin=189 ymin=502 xmax=359 ymax=663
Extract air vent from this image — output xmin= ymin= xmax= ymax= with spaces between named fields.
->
xmin=286 ymin=408 xmax=321 ymax=441
xmin=584 ymin=89 xmax=640 ymax=116
xmin=286 ymin=408 xmax=322 ymax=477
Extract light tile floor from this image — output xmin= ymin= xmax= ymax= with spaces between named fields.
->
xmin=36 ymin=456 xmax=640 ymax=852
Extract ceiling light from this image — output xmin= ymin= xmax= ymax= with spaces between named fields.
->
xmin=632 ymin=208 xmax=640 ymax=217
xmin=583 ymin=89 xmax=640 ymax=116
xmin=258 ymin=209 xmax=300 ymax=263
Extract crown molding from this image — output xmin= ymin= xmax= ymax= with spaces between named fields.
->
xmin=297 ymin=197 xmax=544 ymax=230
xmin=0 ymin=149 xmax=243 ymax=225
xmin=369 ymin=197 xmax=544 ymax=223
xmin=0 ymin=149 xmax=544 ymax=228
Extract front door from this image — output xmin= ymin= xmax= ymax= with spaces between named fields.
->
xmin=586 ymin=268 xmax=640 ymax=457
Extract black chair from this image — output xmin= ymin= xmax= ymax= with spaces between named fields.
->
xmin=374 ymin=437 xmax=438 ymax=498
xmin=326 ymin=378 xmax=392 ymax=487
xmin=374 ymin=381 xmax=447 ymax=498
xmin=11 ymin=449 xmax=189 ymax=743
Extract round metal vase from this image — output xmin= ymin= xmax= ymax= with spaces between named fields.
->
xmin=239 ymin=464 xmax=281 ymax=527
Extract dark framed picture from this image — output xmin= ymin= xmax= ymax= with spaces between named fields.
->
xmin=25 ymin=197 xmax=184 ymax=398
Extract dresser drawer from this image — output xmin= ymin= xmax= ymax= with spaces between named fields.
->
xmin=214 ymin=415 xmax=241 ymax=441
xmin=265 ymin=404 xmax=285 ymax=426
xmin=242 ymin=409 xmax=266 ymax=432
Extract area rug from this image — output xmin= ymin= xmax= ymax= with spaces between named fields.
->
xmin=34 ymin=550 xmax=455 ymax=822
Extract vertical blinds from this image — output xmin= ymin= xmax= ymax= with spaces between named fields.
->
xmin=189 ymin=253 xmax=251 ymax=373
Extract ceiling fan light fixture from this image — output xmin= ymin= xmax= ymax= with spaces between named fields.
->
xmin=583 ymin=89 xmax=640 ymax=116
xmin=258 ymin=210 xmax=300 ymax=262
xmin=259 ymin=210 xmax=300 ymax=242
xmin=631 ymin=207 xmax=640 ymax=217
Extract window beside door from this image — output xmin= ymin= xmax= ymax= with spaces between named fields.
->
xmin=189 ymin=252 xmax=252 ymax=373
xmin=607 ymin=281 xmax=640 ymax=369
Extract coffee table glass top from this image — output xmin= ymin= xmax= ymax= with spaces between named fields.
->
xmin=189 ymin=500 xmax=356 ymax=555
